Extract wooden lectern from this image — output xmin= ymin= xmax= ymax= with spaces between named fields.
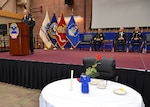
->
xmin=9 ymin=22 xmax=30 ymax=55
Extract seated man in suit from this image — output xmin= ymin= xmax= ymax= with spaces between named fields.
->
xmin=130 ymin=27 xmax=144 ymax=52
xmin=93 ymin=28 xmax=105 ymax=51
xmin=114 ymin=27 xmax=127 ymax=52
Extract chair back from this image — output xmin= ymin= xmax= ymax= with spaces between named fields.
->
xmin=83 ymin=34 xmax=93 ymax=42
xmin=97 ymin=57 xmax=116 ymax=80
xmin=146 ymin=34 xmax=150 ymax=43
xmin=83 ymin=57 xmax=96 ymax=68
xmin=83 ymin=57 xmax=116 ymax=80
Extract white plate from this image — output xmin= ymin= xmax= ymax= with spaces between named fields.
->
xmin=90 ymin=79 xmax=100 ymax=85
xmin=97 ymin=84 xmax=106 ymax=89
xmin=113 ymin=88 xmax=127 ymax=95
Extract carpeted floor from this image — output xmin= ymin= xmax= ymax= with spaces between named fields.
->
xmin=0 ymin=49 xmax=150 ymax=70
xmin=0 ymin=82 xmax=41 ymax=107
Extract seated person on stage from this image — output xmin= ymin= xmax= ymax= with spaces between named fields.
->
xmin=114 ymin=27 xmax=127 ymax=52
xmin=93 ymin=28 xmax=105 ymax=51
xmin=130 ymin=27 xmax=144 ymax=52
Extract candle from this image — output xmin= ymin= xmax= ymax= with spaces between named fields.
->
xmin=70 ymin=70 xmax=74 ymax=91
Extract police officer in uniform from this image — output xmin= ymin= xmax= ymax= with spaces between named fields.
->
xmin=22 ymin=9 xmax=35 ymax=54
xmin=93 ymin=28 xmax=105 ymax=51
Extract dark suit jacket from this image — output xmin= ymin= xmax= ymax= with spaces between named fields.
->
xmin=115 ymin=32 xmax=127 ymax=42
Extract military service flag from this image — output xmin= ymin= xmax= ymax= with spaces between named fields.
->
xmin=39 ymin=10 xmax=52 ymax=48
xmin=56 ymin=13 xmax=68 ymax=49
xmin=47 ymin=13 xmax=58 ymax=47
xmin=66 ymin=16 xmax=80 ymax=48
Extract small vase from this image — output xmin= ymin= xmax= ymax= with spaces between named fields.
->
xmin=80 ymin=74 xmax=91 ymax=93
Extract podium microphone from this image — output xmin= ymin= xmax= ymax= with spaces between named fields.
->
xmin=24 ymin=5 xmax=27 ymax=9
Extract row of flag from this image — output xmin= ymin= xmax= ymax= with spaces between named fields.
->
xmin=39 ymin=10 xmax=80 ymax=49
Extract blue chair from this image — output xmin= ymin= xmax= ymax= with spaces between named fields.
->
xmin=145 ymin=34 xmax=150 ymax=52
xmin=79 ymin=34 xmax=93 ymax=50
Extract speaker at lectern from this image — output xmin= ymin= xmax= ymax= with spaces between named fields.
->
xmin=9 ymin=22 xmax=30 ymax=55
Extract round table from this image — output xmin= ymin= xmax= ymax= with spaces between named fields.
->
xmin=39 ymin=78 xmax=145 ymax=107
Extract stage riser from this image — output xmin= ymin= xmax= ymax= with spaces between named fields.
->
xmin=0 ymin=59 xmax=150 ymax=107
xmin=0 ymin=59 xmax=84 ymax=89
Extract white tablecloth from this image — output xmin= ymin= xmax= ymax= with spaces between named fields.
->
xmin=39 ymin=79 xmax=145 ymax=107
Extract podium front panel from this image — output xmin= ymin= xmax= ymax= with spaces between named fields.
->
xmin=9 ymin=22 xmax=30 ymax=55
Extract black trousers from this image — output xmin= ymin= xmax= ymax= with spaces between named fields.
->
xmin=93 ymin=40 xmax=102 ymax=51
xmin=115 ymin=40 xmax=126 ymax=51
xmin=30 ymin=30 xmax=34 ymax=53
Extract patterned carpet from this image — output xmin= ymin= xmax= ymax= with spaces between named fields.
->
xmin=0 ymin=82 xmax=41 ymax=107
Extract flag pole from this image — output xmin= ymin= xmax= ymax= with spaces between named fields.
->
xmin=43 ymin=7 xmax=48 ymax=51
xmin=53 ymin=1 xmax=57 ymax=50
xmin=53 ymin=42 xmax=57 ymax=50
xmin=70 ymin=46 xmax=73 ymax=50
xmin=44 ymin=44 xmax=48 ymax=50
xmin=69 ymin=8 xmax=74 ymax=50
